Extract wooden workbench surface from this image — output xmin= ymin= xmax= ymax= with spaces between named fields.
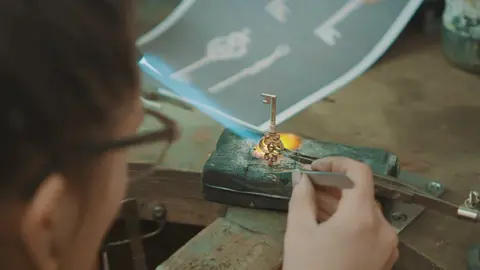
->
xmin=132 ymin=30 xmax=480 ymax=269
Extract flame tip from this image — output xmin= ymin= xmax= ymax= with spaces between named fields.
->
xmin=252 ymin=133 xmax=302 ymax=160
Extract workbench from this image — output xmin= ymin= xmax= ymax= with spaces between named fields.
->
xmin=131 ymin=7 xmax=480 ymax=269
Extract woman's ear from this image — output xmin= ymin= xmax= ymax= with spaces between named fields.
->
xmin=20 ymin=173 xmax=79 ymax=270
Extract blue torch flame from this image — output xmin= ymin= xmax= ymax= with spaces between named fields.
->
xmin=139 ymin=54 xmax=262 ymax=142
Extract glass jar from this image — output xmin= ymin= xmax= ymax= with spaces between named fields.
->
xmin=442 ymin=0 xmax=480 ymax=73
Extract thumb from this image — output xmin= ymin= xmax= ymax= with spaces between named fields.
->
xmin=287 ymin=171 xmax=317 ymax=229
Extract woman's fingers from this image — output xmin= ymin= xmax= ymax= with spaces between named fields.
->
xmin=312 ymin=157 xmax=377 ymax=221
xmin=383 ymin=248 xmax=399 ymax=270
xmin=316 ymin=209 xmax=330 ymax=222
xmin=317 ymin=186 xmax=342 ymax=200
xmin=315 ymin=190 xmax=339 ymax=216
xmin=288 ymin=172 xmax=318 ymax=229
xmin=380 ymin=218 xmax=400 ymax=269
xmin=290 ymin=170 xmax=341 ymax=222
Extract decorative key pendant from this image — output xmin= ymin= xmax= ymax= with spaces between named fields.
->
xmin=259 ymin=93 xmax=284 ymax=166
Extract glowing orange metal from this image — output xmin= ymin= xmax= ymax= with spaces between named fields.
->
xmin=253 ymin=133 xmax=302 ymax=159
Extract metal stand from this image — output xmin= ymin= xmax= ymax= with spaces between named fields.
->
xmin=100 ymin=197 xmax=167 ymax=270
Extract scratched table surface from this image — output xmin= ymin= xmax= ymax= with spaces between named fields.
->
xmin=133 ymin=2 xmax=480 ymax=270
xmin=137 ymin=0 xmax=420 ymax=131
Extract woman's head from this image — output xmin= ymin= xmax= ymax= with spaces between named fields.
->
xmin=0 ymin=1 xmax=142 ymax=269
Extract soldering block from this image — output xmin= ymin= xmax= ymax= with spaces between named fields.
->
xmin=202 ymin=129 xmax=399 ymax=211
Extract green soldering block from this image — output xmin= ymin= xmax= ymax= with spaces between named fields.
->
xmin=202 ymin=129 xmax=399 ymax=211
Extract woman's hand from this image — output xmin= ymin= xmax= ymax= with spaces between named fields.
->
xmin=283 ymin=157 xmax=399 ymax=270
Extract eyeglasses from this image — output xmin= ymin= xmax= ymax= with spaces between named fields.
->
xmin=21 ymin=106 xmax=179 ymax=199
xmin=123 ymin=107 xmax=179 ymax=181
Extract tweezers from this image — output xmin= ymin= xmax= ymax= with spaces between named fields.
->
xmin=274 ymin=168 xmax=354 ymax=189
xmin=280 ymin=149 xmax=480 ymax=221
xmin=373 ymin=173 xmax=480 ymax=221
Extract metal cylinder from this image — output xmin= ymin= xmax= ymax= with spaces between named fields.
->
xmin=457 ymin=206 xmax=480 ymax=221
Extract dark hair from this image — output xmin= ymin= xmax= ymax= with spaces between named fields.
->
xmin=0 ymin=0 xmax=139 ymax=197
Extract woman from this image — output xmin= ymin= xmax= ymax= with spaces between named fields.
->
xmin=0 ymin=1 xmax=397 ymax=269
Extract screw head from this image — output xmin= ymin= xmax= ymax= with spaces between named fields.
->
xmin=427 ymin=182 xmax=442 ymax=194
xmin=152 ymin=205 xmax=166 ymax=220
xmin=391 ymin=212 xmax=408 ymax=222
